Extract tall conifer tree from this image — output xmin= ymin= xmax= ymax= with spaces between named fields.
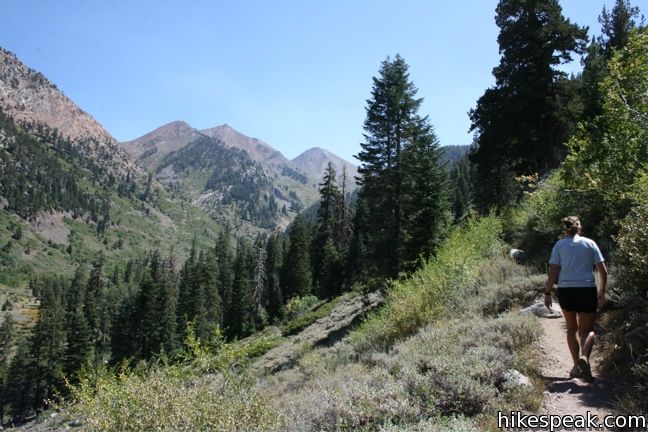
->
xmin=85 ymin=255 xmax=109 ymax=364
xmin=281 ymin=215 xmax=312 ymax=299
xmin=401 ymin=126 xmax=448 ymax=268
xmin=0 ymin=313 xmax=15 ymax=423
xmin=469 ymin=0 xmax=587 ymax=211
xmin=356 ymin=55 xmax=445 ymax=277
xmin=216 ymin=226 xmax=235 ymax=332
xmin=312 ymin=163 xmax=343 ymax=296
xmin=29 ymin=279 xmax=67 ymax=412
xmin=64 ymin=266 xmax=92 ymax=381
xmin=230 ymin=240 xmax=254 ymax=338
xmin=265 ymin=233 xmax=284 ymax=322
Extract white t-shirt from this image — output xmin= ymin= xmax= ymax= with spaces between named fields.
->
xmin=548 ymin=235 xmax=605 ymax=288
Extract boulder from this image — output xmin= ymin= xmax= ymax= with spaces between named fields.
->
xmin=520 ymin=302 xmax=562 ymax=318
xmin=502 ymin=369 xmax=532 ymax=387
xmin=509 ymin=248 xmax=529 ymax=264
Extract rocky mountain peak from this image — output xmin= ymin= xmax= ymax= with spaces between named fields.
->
xmin=292 ymin=147 xmax=358 ymax=188
xmin=121 ymin=120 xmax=203 ymax=163
xmin=200 ymin=124 xmax=289 ymax=166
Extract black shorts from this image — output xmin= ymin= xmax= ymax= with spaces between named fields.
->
xmin=557 ymin=287 xmax=597 ymax=313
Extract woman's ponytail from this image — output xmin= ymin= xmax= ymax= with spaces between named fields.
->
xmin=562 ymin=216 xmax=582 ymax=236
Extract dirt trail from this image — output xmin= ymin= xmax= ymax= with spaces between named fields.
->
xmin=538 ymin=307 xmax=618 ymax=430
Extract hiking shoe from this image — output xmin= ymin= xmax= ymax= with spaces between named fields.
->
xmin=577 ymin=357 xmax=593 ymax=381
xmin=569 ymin=364 xmax=583 ymax=378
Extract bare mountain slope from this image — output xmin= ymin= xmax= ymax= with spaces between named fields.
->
xmin=0 ymin=47 xmax=139 ymax=177
xmin=201 ymin=124 xmax=291 ymax=167
xmin=121 ymin=120 xmax=203 ymax=167
xmin=292 ymin=147 xmax=358 ymax=190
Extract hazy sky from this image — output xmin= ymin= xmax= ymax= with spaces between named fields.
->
xmin=1 ymin=0 xmax=643 ymax=162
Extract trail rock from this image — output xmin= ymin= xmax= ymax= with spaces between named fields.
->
xmin=502 ymin=369 xmax=531 ymax=387
xmin=509 ymin=248 xmax=529 ymax=264
xmin=520 ymin=302 xmax=562 ymax=318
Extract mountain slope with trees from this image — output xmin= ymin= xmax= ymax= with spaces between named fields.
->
xmin=0 ymin=48 xmax=224 ymax=316
xmin=121 ymin=121 xmax=359 ymax=233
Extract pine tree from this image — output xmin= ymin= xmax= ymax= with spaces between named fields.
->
xmin=128 ymin=250 xmax=179 ymax=360
xmin=85 ymin=255 xmax=109 ymax=364
xmin=265 ymin=234 xmax=284 ymax=322
xmin=356 ymin=54 xmax=442 ymax=277
xmin=334 ymin=167 xmax=353 ymax=252
xmin=469 ymin=0 xmax=588 ymax=211
xmin=281 ymin=215 xmax=312 ymax=299
xmin=216 ymin=227 xmax=235 ymax=333
xmin=449 ymin=155 xmax=473 ymax=220
xmin=110 ymin=293 xmax=137 ymax=365
xmin=230 ymin=240 xmax=254 ymax=338
xmin=312 ymin=163 xmax=343 ymax=296
xmin=319 ymin=237 xmax=343 ymax=297
xmin=401 ymin=126 xmax=449 ymax=269
xmin=599 ymin=0 xmax=643 ymax=56
xmin=347 ymin=196 xmax=371 ymax=285
xmin=177 ymin=241 xmax=199 ymax=340
xmin=29 ymin=279 xmax=67 ymax=412
xmin=581 ymin=0 xmax=643 ymax=121
xmin=251 ymin=235 xmax=267 ymax=329
xmin=157 ymin=253 xmax=178 ymax=355
xmin=0 ymin=313 xmax=15 ymax=424
xmin=64 ymin=266 xmax=92 ymax=382
xmin=5 ymin=338 xmax=34 ymax=420
xmin=135 ymin=268 xmax=158 ymax=360
xmin=197 ymin=248 xmax=222 ymax=340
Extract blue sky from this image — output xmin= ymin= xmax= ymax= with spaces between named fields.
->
xmin=1 ymin=0 xmax=642 ymax=162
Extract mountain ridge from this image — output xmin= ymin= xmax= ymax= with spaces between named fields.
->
xmin=0 ymin=47 xmax=140 ymax=179
xmin=121 ymin=121 xmax=357 ymax=182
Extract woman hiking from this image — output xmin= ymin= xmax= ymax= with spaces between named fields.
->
xmin=544 ymin=216 xmax=607 ymax=380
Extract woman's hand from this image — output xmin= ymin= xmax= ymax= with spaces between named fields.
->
xmin=544 ymin=293 xmax=552 ymax=308
xmin=598 ymin=293 xmax=606 ymax=310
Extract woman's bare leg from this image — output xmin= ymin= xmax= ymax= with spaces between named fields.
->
xmin=577 ymin=312 xmax=597 ymax=360
xmin=563 ymin=311 xmax=580 ymax=365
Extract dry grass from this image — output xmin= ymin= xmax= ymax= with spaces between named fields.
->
xmin=268 ymin=311 xmax=541 ymax=431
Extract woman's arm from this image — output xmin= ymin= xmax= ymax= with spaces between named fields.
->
xmin=545 ymin=264 xmax=560 ymax=308
xmin=596 ymin=262 xmax=607 ymax=309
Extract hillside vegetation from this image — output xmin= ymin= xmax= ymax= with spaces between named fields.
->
xmin=0 ymin=107 xmax=222 ymax=289
xmin=52 ymin=216 xmax=545 ymax=432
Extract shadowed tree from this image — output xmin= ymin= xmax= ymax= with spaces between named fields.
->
xmin=470 ymin=0 xmax=588 ymax=211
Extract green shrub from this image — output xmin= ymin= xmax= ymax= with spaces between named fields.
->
xmin=476 ymin=274 xmax=546 ymax=315
xmin=351 ymin=216 xmax=503 ymax=353
xmin=616 ymin=203 xmax=648 ymax=305
xmin=283 ymin=295 xmax=320 ymax=321
xmin=69 ymin=366 xmax=282 ymax=432
xmin=281 ymin=296 xmax=344 ymax=336
xmin=276 ymin=312 xmax=540 ymax=431
xmin=377 ymin=416 xmax=480 ymax=432
xmin=613 ymin=201 xmax=648 ymax=413
xmin=183 ymin=323 xmax=283 ymax=373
